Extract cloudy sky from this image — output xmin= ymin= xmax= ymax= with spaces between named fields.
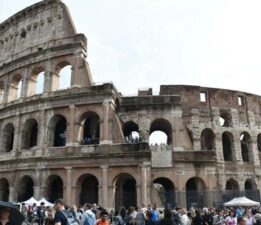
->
xmin=1 ymin=0 xmax=261 ymax=96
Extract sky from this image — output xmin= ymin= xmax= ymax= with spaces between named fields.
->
xmin=1 ymin=0 xmax=261 ymax=96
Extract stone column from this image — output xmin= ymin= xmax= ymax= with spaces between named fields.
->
xmin=100 ymin=101 xmax=112 ymax=144
xmin=71 ymin=49 xmax=92 ymax=88
xmin=65 ymin=167 xmax=73 ymax=206
xmin=101 ymin=165 xmax=108 ymax=208
xmin=13 ymin=113 xmax=21 ymax=151
xmin=34 ymin=169 xmax=42 ymax=199
xmin=2 ymin=77 xmax=9 ymax=104
xmin=9 ymin=187 xmax=17 ymax=202
xmin=38 ymin=110 xmax=46 ymax=147
xmin=67 ymin=104 xmax=76 ymax=146
xmin=140 ymin=163 xmax=149 ymax=206
xmin=136 ymin=184 xmax=142 ymax=207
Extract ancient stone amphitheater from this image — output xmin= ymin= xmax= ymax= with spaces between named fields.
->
xmin=0 ymin=0 xmax=260 ymax=209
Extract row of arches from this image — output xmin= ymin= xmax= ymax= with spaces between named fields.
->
xmin=0 ymin=174 xmax=258 ymax=209
xmin=2 ymin=112 xmax=100 ymax=151
xmin=124 ymin=119 xmax=261 ymax=162
xmin=1 ymin=62 xmax=72 ymax=103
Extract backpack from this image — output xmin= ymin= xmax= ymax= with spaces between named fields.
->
xmin=84 ymin=212 xmax=96 ymax=225
xmin=61 ymin=210 xmax=79 ymax=225
xmin=151 ymin=210 xmax=159 ymax=223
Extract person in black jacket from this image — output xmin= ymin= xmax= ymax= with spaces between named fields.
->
xmin=158 ymin=209 xmax=175 ymax=225
xmin=37 ymin=202 xmax=46 ymax=225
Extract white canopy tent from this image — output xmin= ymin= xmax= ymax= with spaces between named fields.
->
xmin=224 ymin=196 xmax=260 ymax=207
xmin=38 ymin=198 xmax=54 ymax=207
xmin=22 ymin=197 xmax=39 ymax=206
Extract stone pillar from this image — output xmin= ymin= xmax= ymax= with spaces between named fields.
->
xmin=34 ymin=186 xmax=41 ymax=200
xmin=140 ymin=162 xmax=149 ymax=206
xmin=38 ymin=110 xmax=46 ymax=147
xmin=13 ymin=113 xmax=21 ymax=151
xmin=9 ymin=187 xmax=17 ymax=202
xmin=71 ymin=49 xmax=92 ymax=88
xmin=2 ymin=77 xmax=9 ymax=104
xmin=101 ymin=165 xmax=108 ymax=207
xmin=67 ymin=104 xmax=76 ymax=146
xmin=100 ymin=101 xmax=112 ymax=144
xmin=34 ymin=168 xmax=42 ymax=199
xmin=65 ymin=167 xmax=73 ymax=206
xmin=136 ymin=184 xmax=142 ymax=207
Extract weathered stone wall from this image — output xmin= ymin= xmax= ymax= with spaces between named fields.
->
xmin=0 ymin=1 xmax=260 ymax=209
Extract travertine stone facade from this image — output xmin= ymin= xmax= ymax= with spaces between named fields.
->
xmin=0 ymin=0 xmax=261 ymax=209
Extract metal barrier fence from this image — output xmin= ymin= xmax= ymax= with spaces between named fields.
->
xmin=159 ymin=190 xmax=260 ymax=209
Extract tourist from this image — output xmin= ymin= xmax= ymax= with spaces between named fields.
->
xmin=0 ymin=208 xmax=11 ymax=225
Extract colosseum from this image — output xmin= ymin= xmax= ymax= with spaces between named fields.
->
xmin=0 ymin=0 xmax=260 ymax=210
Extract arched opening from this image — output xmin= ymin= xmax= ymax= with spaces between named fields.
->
xmin=59 ymin=65 xmax=71 ymax=90
xmin=78 ymin=174 xmax=99 ymax=206
xmin=80 ymin=112 xmax=100 ymax=145
xmin=200 ymin=128 xmax=215 ymax=150
xmin=54 ymin=62 xmax=72 ymax=91
xmin=244 ymin=179 xmax=260 ymax=201
xmin=149 ymin=131 xmax=167 ymax=145
xmin=2 ymin=123 xmax=14 ymax=152
xmin=240 ymin=132 xmax=252 ymax=162
xmin=152 ymin=177 xmax=175 ymax=208
xmin=219 ymin=111 xmax=232 ymax=127
xmin=222 ymin=132 xmax=234 ymax=161
xmin=21 ymin=118 xmax=38 ymax=149
xmin=257 ymin=134 xmax=261 ymax=152
xmin=0 ymin=178 xmax=9 ymax=201
xmin=46 ymin=175 xmax=63 ymax=203
xmin=17 ymin=176 xmax=34 ymax=202
xmin=29 ymin=67 xmax=45 ymax=96
xmin=9 ymin=74 xmax=23 ymax=102
xmin=36 ymin=71 xmax=45 ymax=94
xmin=123 ymin=121 xmax=140 ymax=143
xmin=0 ymin=81 xmax=4 ymax=104
xmin=114 ymin=174 xmax=136 ymax=210
xmin=223 ymin=179 xmax=240 ymax=202
xmin=186 ymin=177 xmax=206 ymax=209
xmin=149 ymin=119 xmax=172 ymax=145
xmin=47 ymin=115 xmax=67 ymax=147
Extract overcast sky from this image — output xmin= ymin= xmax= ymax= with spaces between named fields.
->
xmin=1 ymin=0 xmax=261 ymax=96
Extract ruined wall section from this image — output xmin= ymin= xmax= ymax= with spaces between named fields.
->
xmin=0 ymin=0 xmax=76 ymax=65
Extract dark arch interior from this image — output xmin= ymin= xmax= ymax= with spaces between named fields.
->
xmin=2 ymin=124 xmax=14 ymax=152
xmin=257 ymin=134 xmax=261 ymax=152
xmin=222 ymin=132 xmax=233 ymax=161
xmin=46 ymin=176 xmax=63 ymax=203
xmin=54 ymin=117 xmax=67 ymax=147
xmin=220 ymin=112 xmax=232 ymax=127
xmin=241 ymin=132 xmax=250 ymax=162
xmin=0 ymin=178 xmax=9 ymax=201
xmin=201 ymin=129 xmax=215 ymax=150
xmin=23 ymin=119 xmax=38 ymax=149
xmin=82 ymin=114 xmax=100 ymax=144
xmin=153 ymin=177 xmax=175 ymax=208
xmin=80 ymin=175 xmax=98 ymax=206
xmin=115 ymin=174 xmax=136 ymax=210
xmin=186 ymin=178 xmax=205 ymax=209
xmin=18 ymin=176 xmax=34 ymax=202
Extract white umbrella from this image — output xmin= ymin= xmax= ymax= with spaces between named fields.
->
xmin=224 ymin=197 xmax=240 ymax=207
xmin=22 ymin=197 xmax=38 ymax=206
xmin=224 ymin=196 xmax=260 ymax=207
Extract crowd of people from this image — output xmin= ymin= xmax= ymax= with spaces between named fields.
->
xmin=16 ymin=200 xmax=261 ymax=225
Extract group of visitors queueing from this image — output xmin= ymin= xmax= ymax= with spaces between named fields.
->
xmin=19 ymin=199 xmax=261 ymax=225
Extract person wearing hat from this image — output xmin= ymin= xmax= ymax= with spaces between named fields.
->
xmin=96 ymin=210 xmax=110 ymax=225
